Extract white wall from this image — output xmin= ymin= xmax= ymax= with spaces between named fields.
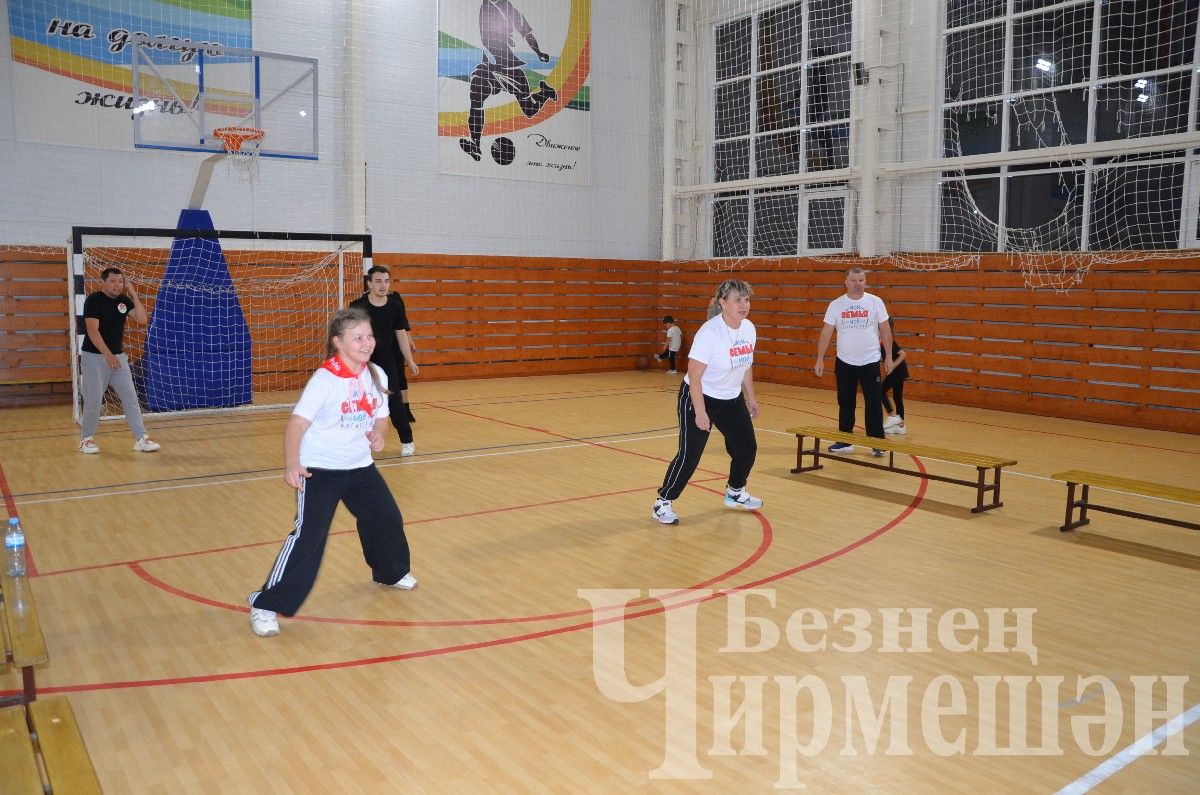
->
xmin=0 ymin=0 xmax=664 ymax=260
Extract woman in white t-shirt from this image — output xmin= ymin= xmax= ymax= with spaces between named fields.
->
xmin=247 ymin=307 xmax=417 ymax=637
xmin=652 ymin=280 xmax=763 ymax=525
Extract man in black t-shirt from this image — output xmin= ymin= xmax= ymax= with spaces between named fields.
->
xmin=78 ymin=267 xmax=161 ymax=454
xmin=350 ymin=266 xmax=419 ymax=455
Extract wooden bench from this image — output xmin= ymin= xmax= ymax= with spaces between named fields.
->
xmin=1 ymin=572 xmax=101 ymax=792
xmin=786 ymin=426 xmax=1017 ymax=513
xmin=1050 ymin=470 xmax=1200 ymax=532
xmin=0 ymin=696 xmax=102 ymax=793
xmin=2 ymin=573 xmax=48 ymax=708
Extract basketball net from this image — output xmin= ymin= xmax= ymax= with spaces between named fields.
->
xmin=213 ymin=126 xmax=264 ymax=182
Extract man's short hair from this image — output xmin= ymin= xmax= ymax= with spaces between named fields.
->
xmin=366 ymin=265 xmax=392 ymax=279
xmin=846 ymin=267 xmax=866 ymax=277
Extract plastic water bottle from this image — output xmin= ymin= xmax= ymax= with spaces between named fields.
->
xmin=5 ymin=517 xmax=26 ymax=576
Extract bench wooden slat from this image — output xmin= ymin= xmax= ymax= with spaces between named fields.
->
xmin=29 ymin=696 xmax=103 ymax=794
xmin=1 ymin=574 xmax=48 ymax=669
xmin=785 ymin=426 xmax=1016 ymax=513
xmin=786 ymin=427 xmax=1017 ymax=469
xmin=1050 ymin=470 xmax=1200 ymax=506
xmin=0 ymin=704 xmax=43 ymax=794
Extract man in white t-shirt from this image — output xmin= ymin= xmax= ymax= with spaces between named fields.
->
xmin=815 ymin=268 xmax=894 ymax=454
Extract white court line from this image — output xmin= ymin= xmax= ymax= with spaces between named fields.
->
xmin=759 ymin=428 xmax=1200 ymax=509
xmin=14 ymin=432 xmax=679 ymax=507
xmin=1054 ymin=702 xmax=1200 ymax=795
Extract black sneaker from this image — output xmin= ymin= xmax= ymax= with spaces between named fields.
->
xmin=828 ymin=442 xmax=853 ymax=453
xmin=872 ymin=449 xmax=885 ymax=458
xmin=459 ymin=138 xmax=482 ymax=161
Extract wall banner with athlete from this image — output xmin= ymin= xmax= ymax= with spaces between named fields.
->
xmin=437 ymin=0 xmax=591 ymax=184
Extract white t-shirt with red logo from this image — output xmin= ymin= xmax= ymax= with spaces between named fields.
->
xmin=684 ymin=315 xmax=756 ymax=399
xmin=823 ymin=293 xmax=889 ymax=366
xmin=293 ymin=356 xmax=390 ymax=470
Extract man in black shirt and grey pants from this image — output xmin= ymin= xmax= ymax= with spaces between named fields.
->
xmin=78 ymin=267 xmax=161 ymax=454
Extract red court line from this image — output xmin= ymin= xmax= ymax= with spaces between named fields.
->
xmin=20 ymin=472 xmax=925 ymax=699
xmin=33 ymin=477 xmax=728 ymax=578
xmin=5 ymin=457 xmax=929 ymax=699
xmin=130 ymin=483 xmax=775 ymax=628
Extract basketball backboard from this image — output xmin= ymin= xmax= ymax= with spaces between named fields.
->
xmin=131 ymin=34 xmax=318 ymax=160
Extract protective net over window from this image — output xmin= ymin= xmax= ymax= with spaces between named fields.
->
xmin=70 ymin=227 xmax=367 ymax=423
xmin=662 ymin=0 xmax=1200 ymax=288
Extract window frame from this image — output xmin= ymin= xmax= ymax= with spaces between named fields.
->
xmin=709 ymin=0 xmax=855 ymax=257
xmin=938 ymin=0 xmax=1200 ymax=253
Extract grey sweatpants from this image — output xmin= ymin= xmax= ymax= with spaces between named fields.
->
xmin=80 ymin=351 xmax=147 ymax=440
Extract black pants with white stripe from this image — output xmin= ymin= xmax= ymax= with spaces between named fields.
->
xmin=657 ymin=381 xmax=757 ymax=502
xmin=250 ymin=465 xmax=411 ymax=617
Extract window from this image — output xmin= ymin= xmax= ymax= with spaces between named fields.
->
xmin=940 ymin=1 xmax=1200 ymax=252
xmin=711 ymin=0 xmax=853 ymax=257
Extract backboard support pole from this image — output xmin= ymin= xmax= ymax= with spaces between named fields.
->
xmin=188 ymin=154 xmax=226 ymax=210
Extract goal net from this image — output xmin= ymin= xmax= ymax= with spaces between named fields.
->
xmin=661 ymin=0 xmax=1200 ymax=288
xmin=70 ymin=224 xmax=369 ymax=424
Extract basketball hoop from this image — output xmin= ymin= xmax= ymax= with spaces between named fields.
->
xmin=213 ymin=126 xmax=264 ymax=181
xmin=213 ymin=126 xmax=264 ymax=153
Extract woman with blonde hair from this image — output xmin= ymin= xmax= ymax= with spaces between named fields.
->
xmin=652 ymin=279 xmax=763 ymax=524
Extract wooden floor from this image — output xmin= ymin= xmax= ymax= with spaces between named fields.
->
xmin=1 ymin=371 xmax=1197 ymax=793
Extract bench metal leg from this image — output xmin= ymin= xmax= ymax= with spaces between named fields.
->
xmin=23 ymin=667 xmax=36 ymax=704
xmin=1060 ymin=482 xmax=1091 ymax=531
xmin=0 ymin=667 xmax=37 ymax=708
xmin=790 ymin=435 xmax=824 ymax=474
xmin=970 ymin=465 xmax=1005 ymax=513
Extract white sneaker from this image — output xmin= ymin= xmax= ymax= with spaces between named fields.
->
xmin=666 ymin=370 xmax=677 ymax=374
xmin=390 ymin=572 xmax=418 ymax=590
xmin=883 ymin=415 xmax=902 ymax=429
xmin=249 ymin=607 xmax=279 ymax=637
xmin=78 ymin=437 xmax=100 ymax=454
xmin=133 ymin=435 xmax=161 ymax=452
xmin=400 ymin=442 xmax=415 ymax=457
xmin=724 ymin=488 xmax=763 ymax=510
xmin=652 ymin=498 xmax=679 ymax=525
xmin=886 ymin=423 xmax=907 ymax=435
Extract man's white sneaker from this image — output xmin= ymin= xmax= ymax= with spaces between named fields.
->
xmin=400 ymin=442 xmax=415 ymax=457
xmin=390 ymin=572 xmax=418 ymax=590
xmin=883 ymin=415 xmax=902 ymax=429
xmin=652 ymin=498 xmax=679 ymax=525
xmin=249 ymin=607 xmax=279 ymax=637
xmin=724 ymin=488 xmax=763 ymax=510
xmin=78 ymin=437 xmax=100 ymax=454
xmin=133 ymin=435 xmax=161 ymax=452
xmin=886 ymin=423 xmax=907 ymax=435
